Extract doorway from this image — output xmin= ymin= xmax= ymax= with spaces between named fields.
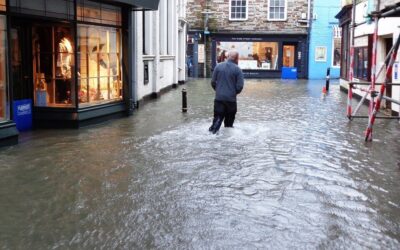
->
xmin=11 ymin=19 xmax=75 ymax=108
xmin=385 ymin=37 xmax=393 ymax=111
xmin=11 ymin=21 xmax=33 ymax=102
xmin=283 ymin=44 xmax=296 ymax=67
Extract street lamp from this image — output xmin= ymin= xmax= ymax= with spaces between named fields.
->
xmin=201 ymin=9 xmax=214 ymax=77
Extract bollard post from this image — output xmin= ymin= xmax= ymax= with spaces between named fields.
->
xmin=326 ymin=67 xmax=331 ymax=91
xmin=182 ymin=88 xmax=187 ymax=112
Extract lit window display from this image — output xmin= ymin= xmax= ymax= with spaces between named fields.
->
xmin=0 ymin=15 xmax=7 ymax=121
xmin=32 ymin=25 xmax=75 ymax=107
xmin=0 ymin=0 xmax=5 ymax=11
xmin=77 ymin=0 xmax=121 ymax=26
xmin=78 ymin=25 xmax=122 ymax=106
xmin=216 ymin=41 xmax=279 ymax=70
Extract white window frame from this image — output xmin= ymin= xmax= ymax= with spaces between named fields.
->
xmin=229 ymin=0 xmax=248 ymax=21
xmin=267 ymin=0 xmax=288 ymax=21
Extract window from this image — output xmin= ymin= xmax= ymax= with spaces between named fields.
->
xmin=354 ymin=47 xmax=369 ymax=81
xmin=9 ymin=0 xmax=74 ymax=19
xmin=268 ymin=0 xmax=287 ymax=21
xmin=229 ymin=0 xmax=248 ymax=20
xmin=32 ymin=25 xmax=75 ymax=107
xmin=0 ymin=15 xmax=7 ymax=121
xmin=77 ymin=0 xmax=121 ymax=26
xmin=216 ymin=41 xmax=280 ymax=70
xmin=0 ymin=0 xmax=5 ymax=11
xmin=332 ymin=26 xmax=342 ymax=67
xmin=77 ymin=1 xmax=123 ymax=107
xmin=77 ymin=25 xmax=122 ymax=106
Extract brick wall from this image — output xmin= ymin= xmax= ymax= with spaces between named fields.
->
xmin=186 ymin=0 xmax=311 ymax=34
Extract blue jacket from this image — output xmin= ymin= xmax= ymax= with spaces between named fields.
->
xmin=211 ymin=59 xmax=244 ymax=102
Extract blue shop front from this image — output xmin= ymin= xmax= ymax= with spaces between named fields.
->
xmin=211 ymin=33 xmax=308 ymax=79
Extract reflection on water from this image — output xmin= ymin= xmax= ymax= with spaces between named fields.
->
xmin=1 ymin=79 xmax=400 ymax=249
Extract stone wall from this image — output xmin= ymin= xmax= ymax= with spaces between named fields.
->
xmin=186 ymin=0 xmax=311 ymax=34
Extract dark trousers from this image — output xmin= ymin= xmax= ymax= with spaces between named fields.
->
xmin=209 ymin=100 xmax=237 ymax=133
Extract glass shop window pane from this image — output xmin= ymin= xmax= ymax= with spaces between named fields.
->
xmin=0 ymin=15 xmax=8 ymax=121
xmin=216 ymin=41 xmax=280 ymax=70
xmin=78 ymin=0 xmax=121 ymax=26
xmin=33 ymin=25 xmax=75 ymax=107
xmin=78 ymin=25 xmax=123 ymax=107
xmin=0 ymin=0 xmax=6 ymax=11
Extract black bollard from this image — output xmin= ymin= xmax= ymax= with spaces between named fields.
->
xmin=182 ymin=88 xmax=187 ymax=112
xmin=326 ymin=67 xmax=331 ymax=91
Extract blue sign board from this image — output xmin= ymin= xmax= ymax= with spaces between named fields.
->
xmin=13 ymin=99 xmax=33 ymax=131
xmin=282 ymin=67 xmax=297 ymax=79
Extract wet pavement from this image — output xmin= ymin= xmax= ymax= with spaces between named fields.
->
xmin=1 ymin=78 xmax=400 ymax=249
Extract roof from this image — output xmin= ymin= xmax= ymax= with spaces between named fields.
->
xmin=335 ymin=4 xmax=352 ymax=19
xmin=380 ymin=2 xmax=400 ymax=17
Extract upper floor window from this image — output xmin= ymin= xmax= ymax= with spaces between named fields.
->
xmin=229 ymin=0 xmax=248 ymax=21
xmin=268 ymin=0 xmax=287 ymax=21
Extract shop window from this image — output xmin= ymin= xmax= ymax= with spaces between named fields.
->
xmin=77 ymin=0 xmax=121 ymax=26
xmin=0 ymin=0 xmax=5 ymax=11
xmin=332 ymin=26 xmax=342 ymax=67
xmin=216 ymin=41 xmax=280 ymax=70
xmin=229 ymin=0 xmax=248 ymax=21
xmin=354 ymin=47 xmax=369 ymax=81
xmin=0 ymin=15 xmax=7 ymax=121
xmin=268 ymin=0 xmax=287 ymax=21
xmin=32 ymin=25 xmax=75 ymax=107
xmin=9 ymin=0 xmax=74 ymax=19
xmin=78 ymin=25 xmax=122 ymax=106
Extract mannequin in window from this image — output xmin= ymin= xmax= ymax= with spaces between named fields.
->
xmin=265 ymin=47 xmax=272 ymax=63
xmin=88 ymin=44 xmax=117 ymax=101
xmin=55 ymin=27 xmax=73 ymax=104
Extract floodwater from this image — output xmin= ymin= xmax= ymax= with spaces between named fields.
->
xmin=1 ymin=79 xmax=400 ymax=249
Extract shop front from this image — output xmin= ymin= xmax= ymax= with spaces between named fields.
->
xmin=0 ymin=0 xmax=160 ymax=147
xmin=211 ymin=33 xmax=308 ymax=79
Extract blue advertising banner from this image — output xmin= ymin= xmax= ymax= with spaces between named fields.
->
xmin=13 ymin=99 xmax=33 ymax=131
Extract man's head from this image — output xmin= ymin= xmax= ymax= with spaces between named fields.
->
xmin=227 ymin=50 xmax=239 ymax=65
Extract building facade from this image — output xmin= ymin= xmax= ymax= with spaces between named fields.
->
xmin=308 ymin=0 xmax=341 ymax=79
xmin=186 ymin=0 xmax=312 ymax=78
xmin=135 ymin=0 xmax=187 ymax=104
xmin=336 ymin=0 xmax=400 ymax=114
xmin=0 ymin=0 xmax=187 ymax=147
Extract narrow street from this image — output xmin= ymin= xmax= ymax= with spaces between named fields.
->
xmin=1 ymin=79 xmax=400 ymax=248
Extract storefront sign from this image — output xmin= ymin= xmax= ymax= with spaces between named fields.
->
xmin=13 ymin=99 xmax=32 ymax=131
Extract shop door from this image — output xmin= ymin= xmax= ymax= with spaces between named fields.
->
xmin=11 ymin=23 xmax=33 ymax=101
xmin=385 ymin=38 xmax=393 ymax=111
xmin=283 ymin=44 xmax=296 ymax=68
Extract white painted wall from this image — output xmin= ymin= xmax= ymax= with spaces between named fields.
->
xmin=134 ymin=0 xmax=187 ymax=102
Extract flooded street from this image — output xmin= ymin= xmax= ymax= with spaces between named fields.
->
xmin=1 ymin=78 xmax=400 ymax=249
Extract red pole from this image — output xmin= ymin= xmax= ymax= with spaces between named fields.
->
xmin=365 ymin=33 xmax=400 ymax=141
xmin=367 ymin=15 xmax=379 ymax=139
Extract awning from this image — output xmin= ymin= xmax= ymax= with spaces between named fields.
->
xmin=106 ymin=0 xmax=160 ymax=10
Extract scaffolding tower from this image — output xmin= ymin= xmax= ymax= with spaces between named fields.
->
xmin=346 ymin=5 xmax=400 ymax=142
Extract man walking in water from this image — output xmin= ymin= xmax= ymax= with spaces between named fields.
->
xmin=209 ymin=50 xmax=244 ymax=134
